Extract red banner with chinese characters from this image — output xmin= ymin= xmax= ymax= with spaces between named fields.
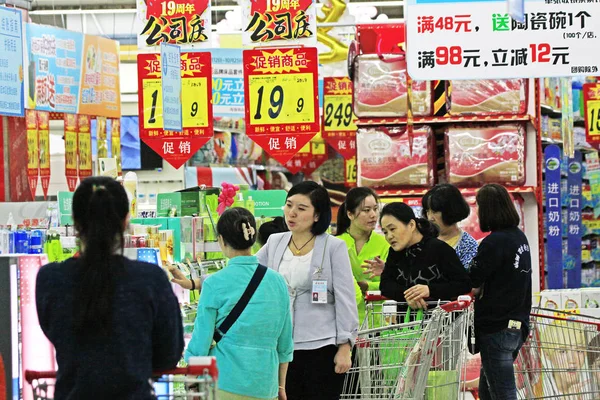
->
xmin=323 ymin=77 xmax=357 ymax=160
xmin=64 ymin=114 xmax=79 ymax=191
xmin=78 ymin=115 xmax=93 ymax=180
xmin=584 ymin=83 xmax=600 ymax=144
xmin=26 ymin=110 xmax=39 ymax=200
xmin=137 ymin=52 xmax=213 ymax=169
xmin=244 ymin=0 xmax=314 ymax=44
xmin=111 ymin=118 xmax=122 ymax=176
xmin=8 ymin=117 xmax=31 ymax=201
xmin=37 ymin=111 xmax=51 ymax=199
xmin=244 ymin=47 xmax=319 ymax=165
xmin=97 ymin=116 xmax=108 ymax=158
xmin=285 ymin=139 xmax=328 ymax=175
xmin=140 ymin=0 xmax=210 ymax=47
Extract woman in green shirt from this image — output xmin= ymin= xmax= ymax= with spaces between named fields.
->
xmin=336 ymin=187 xmax=389 ymax=325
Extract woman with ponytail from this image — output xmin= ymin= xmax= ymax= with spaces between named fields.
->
xmin=35 ymin=177 xmax=183 ymax=399
xmin=378 ymin=202 xmax=471 ymax=309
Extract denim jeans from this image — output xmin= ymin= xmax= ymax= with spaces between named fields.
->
xmin=478 ymin=328 xmax=524 ymax=400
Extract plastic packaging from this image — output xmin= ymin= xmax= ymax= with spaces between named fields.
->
xmin=447 ymin=79 xmax=527 ymax=116
xmin=353 ymin=54 xmax=431 ymax=118
xmin=357 ymin=125 xmax=435 ymax=188
xmin=29 ymin=230 xmax=44 ymax=254
xmin=445 ymin=124 xmax=526 ymax=186
xmin=123 ymin=171 xmax=138 ymax=218
xmin=15 ymin=230 xmax=29 ymax=254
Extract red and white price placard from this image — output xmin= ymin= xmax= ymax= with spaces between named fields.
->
xmin=137 ymin=52 xmax=213 ymax=169
xmin=243 ymin=47 xmax=320 ymax=165
xmin=285 ymin=139 xmax=328 ymax=175
xmin=322 ymin=77 xmax=357 ymax=160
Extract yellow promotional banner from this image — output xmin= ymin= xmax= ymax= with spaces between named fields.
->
xmin=26 ymin=109 xmax=39 ymax=199
xmin=37 ymin=111 xmax=51 ymax=199
xmin=345 ymin=156 xmax=357 ymax=187
xmin=78 ymin=35 xmax=121 ymax=118
xmin=111 ymin=118 xmax=122 ymax=175
xmin=97 ymin=116 xmax=108 ymax=158
xmin=64 ymin=113 xmax=79 ymax=191
xmin=78 ymin=114 xmax=92 ymax=179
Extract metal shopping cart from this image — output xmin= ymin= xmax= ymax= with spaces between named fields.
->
xmin=341 ymin=293 xmax=473 ymax=400
xmin=25 ymin=356 xmax=219 ymax=400
xmin=515 ymin=308 xmax=600 ymax=400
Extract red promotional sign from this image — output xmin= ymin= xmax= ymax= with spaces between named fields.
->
xmin=8 ymin=117 xmax=31 ymax=201
xmin=78 ymin=114 xmax=93 ymax=179
xmin=244 ymin=0 xmax=314 ymax=43
xmin=64 ymin=114 xmax=79 ymax=192
xmin=243 ymin=47 xmax=319 ymax=165
xmin=26 ymin=110 xmax=39 ymax=200
xmin=285 ymin=140 xmax=328 ymax=175
xmin=584 ymin=83 xmax=600 ymax=144
xmin=37 ymin=111 xmax=51 ymax=199
xmin=141 ymin=0 xmax=210 ymax=47
xmin=137 ymin=52 xmax=213 ymax=169
xmin=322 ymin=77 xmax=357 ymax=160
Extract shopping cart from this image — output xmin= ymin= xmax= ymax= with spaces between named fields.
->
xmin=515 ymin=308 xmax=600 ymax=400
xmin=341 ymin=293 xmax=473 ymax=400
xmin=25 ymin=356 xmax=219 ymax=400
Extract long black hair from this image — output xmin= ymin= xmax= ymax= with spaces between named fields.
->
xmin=336 ymin=187 xmax=380 ymax=236
xmin=476 ymin=183 xmax=520 ymax=232
xmin=380 ymin=202 xmax=439 ymax=238
xmin=216 ymin=207 xmax=257 ymax=249
xmin=72 ymin=177 xmax=129 ymax=336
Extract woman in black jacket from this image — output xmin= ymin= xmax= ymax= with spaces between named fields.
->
xmin=379 ymin=202 xmax=471 ymax=310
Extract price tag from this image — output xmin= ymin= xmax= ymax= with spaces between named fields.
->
xmin=323 ymin=77 xmax=356 ymax=132
xmin=584 ymin=84 xmax=600 ymax=143
xmin=77 ymin=115 xmax=92 ymax=178
xmin=345 ymin=156 xmax=357 ymax=187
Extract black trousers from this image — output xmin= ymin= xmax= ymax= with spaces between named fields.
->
xmin=286 ymin=345 xmax=346 ymax=400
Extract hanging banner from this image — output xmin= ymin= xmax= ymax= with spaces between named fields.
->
xmin=8 ymin=116 xmax=30 ymax=201
xmin=160 ymin=43 xmax=183 ymax=132
xmin=26 ymin=110 xmax=39 ymax=199
xmin=212 ymin=49 xmax=244 ymax=118
xmin=137 ymin=0 xmax=211 ymax=48
xmin=584 ymin=83 xmax=600 ymax=143
xmin=110 ymin=117 xmax=122 ymax=176
xmin=405 ymin=0 xmax=600 ymax=80
xmin=243 ymin=47 xmax=319 ymax=165
xmin=37 ymin=111 xmax=51 ymax=199
xmin=25 ymin=24 xmax=84 ymax=114
xmin=78 ymin=35 xmax=121 ymax=118
xmin=137 ymin=52 xmax=213 ymax=169
xmin=285 ymin=140 xmax=328 ymax=175
xmin=566 ymin=150 xmax=582 ymax=288
xmin=545 ymin=144 xmax=563 ymax=289
xmin=64 ymin=114 xmax=78 ymax=191
xmin=77 ymin=115 xmax=92 ymax=179
xmin=322 ymin=77 xmax=357 ymax=160
xmin=97 ymin=116 xmax=108 ymax=158
xmin=242 ymin=0 xmax=317 ymax=46
xmin=345 ymin=156 xmax=357 ymax=188
xmin=586 ymin=151 xmax=600 ymax=218
xmin=0 ymin=7 xmax=24 ymax=117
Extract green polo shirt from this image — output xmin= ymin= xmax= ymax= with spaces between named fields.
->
xmin=338 ymin=231 xmax=390 ymax=325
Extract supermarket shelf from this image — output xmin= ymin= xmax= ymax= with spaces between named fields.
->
xmin=374 ymin=185 xmax=538 ymax=198
xmin=541 ymin=138 xmax=597 ymax=154
xmin=355 ymin=114 xmax=533 ymax=126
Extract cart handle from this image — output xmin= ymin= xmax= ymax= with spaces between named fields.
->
xmin=364 ymin=292 xmax=472 ymax=311
xmin=25 ymin=357 xmax=219 ymax=384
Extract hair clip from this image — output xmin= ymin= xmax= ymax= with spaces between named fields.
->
xmin=92 ymin=184 xmax=106 ymax=192
xmin=242 ymin=223 xmax=256 ymax=241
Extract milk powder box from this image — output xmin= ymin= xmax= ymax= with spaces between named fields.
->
xmin=540 ymin=289 xmax=563 ymax=310
xmin=560 ymin=289 xmax=582 ymax=310
xmin=582 ymin=287 xmax=600 ymax=309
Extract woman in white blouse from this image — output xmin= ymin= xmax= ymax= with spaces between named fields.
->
xmin=257 ymin=181 xmax=359 ymax=400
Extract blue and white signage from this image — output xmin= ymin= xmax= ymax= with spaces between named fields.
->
xmin=0 ymin=7 xmax=24 ymax=116
xmin=544 ymin=145 xmax=563 ymax=289
xmin=161 ymin=43 xmax=182 ymax=132
xmin=211 ymin=49 xmax=244 ymax=118
xmin=566 ymin=150 xmax=582 ymax=288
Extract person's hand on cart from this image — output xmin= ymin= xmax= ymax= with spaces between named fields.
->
xmin=362 ymin=257 xmax=385 ymax=278
xmin=404 ymin=285 xmax=430 ymax=310
xmin=334 ymin=343 xmax=352 ymax=374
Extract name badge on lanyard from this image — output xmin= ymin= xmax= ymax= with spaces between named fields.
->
xmin=312 ymin=280 xmax=328 ymax=304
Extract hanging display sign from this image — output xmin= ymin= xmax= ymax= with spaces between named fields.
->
xmin=584 ymin=83 xmax=600 ymax=143
xmin=8 ymin=117 xmax=30 ymax=201
xmin=110 ymin=117 xmax=122 ymax=175
xmin=345 ymin=156 xmax=357 ymax=187
xmin=285 ymin=140 xmax=328 ymax=175
xmin=322 ymin=77 xmax=357 ymax=160
xmin=161 ymin=43 xmax=183 ymax=132
xmin=78 ymin=35 xmax=121 ymax=118
xmin=78 ymin=114 xmax=92 ymax=179
xmin=137 ymin=0 xmax=211 ymax=48
xmin=566 ymin=150 xmax=582 ymax=288
xmin=586 ymin=151 xmax=600 ymax=218
xmin=26 ymin=110 xmax=39 ymax=199
xmin=137 ymin=52 xmax=213 ymax=169
xmin=242 ymin=0 xmax=317 ymax=46
xmin=0 ymin=7 xmax=24 ymax=117
xmin=544 ymin=144 xmax=563 ymax=289
xmin=37 ymin=111 xmax=51 ymax=199
xmin=243 ymin=47 xmax=319 ymax=165
xmin=212 ymin=49 xmax=244 ymax=118
xmin=64 ymin=114 xmax=78 ymax=191
xmin=97 ymin=116 xmax=108 ymax=158
xmin=405 ymin=0 xmax=600 ymax=80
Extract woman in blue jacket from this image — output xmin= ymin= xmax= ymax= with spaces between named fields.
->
xmin=185 ymin=208 xmax=294 ymax=400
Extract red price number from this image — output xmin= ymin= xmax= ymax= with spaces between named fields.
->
xmin=435 ymin=46 xmax=463 ymax=65
xmin=530 ymin=43 xmax=551 ymax=63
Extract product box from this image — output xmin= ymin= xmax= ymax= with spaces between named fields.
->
xmin=447 ymin=79 xmax=527 ymax=116
xmin=157 ymin=192 xmax=200 ymax=217
xmin=175 ymin=217 xmax=194 ymax=262
xmin=540 ymin=289 xmax=563 ymax=309
xmin=445 ymin=124 xmax=526 ymax=186
xmin=357 ymin=125 xmax=435 ymax=188
xmin=561 ymin=289 xmax=583 ymax=310
xmin=582 ymin=288 xmax=600 ymax=309
xmin=353 ymin=54 xmax=431 ymax=118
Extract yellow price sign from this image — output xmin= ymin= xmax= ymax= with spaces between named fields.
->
xmin=27 ymin=128 xmax=39 ymax=170
xmin=345 ymin=156 xmax=357 ymax=186
xmin=182 ymin=77 xmax=209 ymax=127
xmin=65 ymin=130 xmax=78 ymax=170
xmin=323 ymin=94 xmax=356 ymax=132
xmin=142 ymin=79 xmax=164 ymax=130
xmin=586 ymin=99 xmax=600 ymax=138
xmin=311 ymin=141 xmax=326 ymax=155
xmin=249 ymin=73 xmax=315 ymax=125
xmin=78 ymin=133 xmax=92 ymax=170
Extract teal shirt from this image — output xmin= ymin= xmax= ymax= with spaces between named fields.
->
xmin=185 ymin=256 xmax=293 ymax=399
